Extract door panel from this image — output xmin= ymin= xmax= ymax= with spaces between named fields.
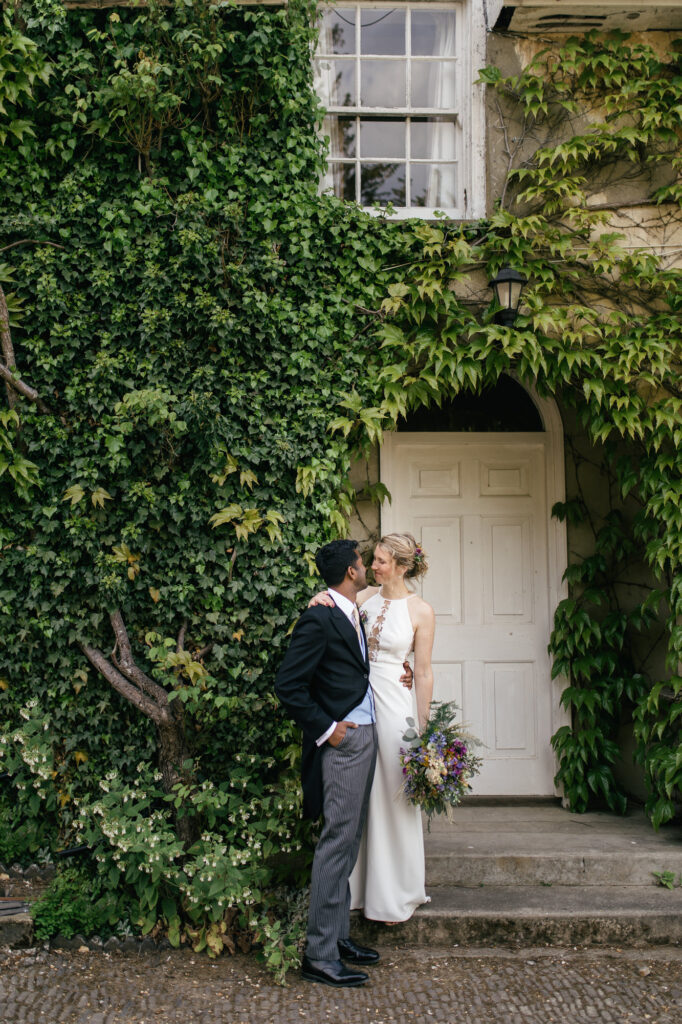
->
xmin=382 ymin=434 xmax=556 ymax=795
xmin=479 ymin=459 xmax=530 ymax=496
xmin=432 ymin=661 xmax=463 ymax=710
xmin=412 ymin=462 xmax=461 ymax=497
xmin=483 ymin=517 xmax=532 ymax=621
xmin=484 ymin=661 xmax=536 ymax=755
xmin=417 ymin=520 xmax=461 ymax=622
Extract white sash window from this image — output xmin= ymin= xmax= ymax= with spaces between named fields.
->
xmin=314 ymin=3 xmax=484 ymax=219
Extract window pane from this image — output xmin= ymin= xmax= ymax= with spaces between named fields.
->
xmin=315 ymin=58 xmax=356 ymax=107
xmin=360 ymin=120 xmax=405 ymax=159
xmin=361 ymin=162 xmax=406 ymax=206
xmin=411 ymin=60 xmax=456 ymax=109
xmin=411 ymin=10 xmax=456 ymax=56
xmin=411 ymin=119 xmax=457 ymax=160
xmin=410 ymin=163 xmax=457 ymax=208
xmin=361 ymin=8 xmax=405 ymax=55
xmin=329 ymin=162 xmax=357 ymax=201
xmin=319 ymin=8 xmax=356 ymax=55
xmin=323 ymin=115 xmax=356 ymax=157
xmin=361 ymin=59 xmax=406 ymax=107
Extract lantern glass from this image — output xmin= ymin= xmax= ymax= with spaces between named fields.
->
xmin=489 ymin=268 xmax=527 ymax=325
xmin=506 ymin=278 xmax=524 ymax=312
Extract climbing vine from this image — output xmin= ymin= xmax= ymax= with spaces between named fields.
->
xmin=0 ymin=0 xmax=416 ymax=973
xmin=0 ymin=1 xmax=680 ymax=979
xmin=332 ymin=30 xmax=682 ymax=827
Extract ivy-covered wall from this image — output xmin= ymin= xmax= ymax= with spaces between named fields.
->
xmin=484 ymin=26 xmax=681 ymax=803
xmin=0 ymin=0 xmax=421 ymax=967
xmin=333 ymin=22 xmax=682 ymax=825
xmin=0 ymin=0 xmax=680 ymax=971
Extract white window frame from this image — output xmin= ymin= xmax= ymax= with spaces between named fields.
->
xmin=315 ymin=1 xmax=486 ymax=220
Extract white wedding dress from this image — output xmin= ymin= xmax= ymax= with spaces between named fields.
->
xmin=350 ymin=590 xmax=429 ymax=922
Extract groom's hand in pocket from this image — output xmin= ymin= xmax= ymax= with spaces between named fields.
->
xmin=328 ymin=721 xmax=358 ymax=747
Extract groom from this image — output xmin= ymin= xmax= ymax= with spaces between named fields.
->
xmin=275 ymin=539 xmax=380 ymax=987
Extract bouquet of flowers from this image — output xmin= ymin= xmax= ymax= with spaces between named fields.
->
xmin=399 ymin=701 xmax=483 ymax=829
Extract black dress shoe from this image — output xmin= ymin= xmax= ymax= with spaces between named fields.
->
xmin=338 ymin=938 xmax=380 ymax=964
xmin=301 ymin=956 xmax=368 ymax=987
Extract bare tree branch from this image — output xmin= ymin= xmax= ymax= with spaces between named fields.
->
xmin=0 ymin=284 xmax=17 ymax=411
xmin=0 ymin=239 xmax=66 ymax=255
xmin=193 ymin=643 xmax=213 ymax=662
xmin=81 ymin=643 xmax=166 ymax=724
xmin=0 ymin=362 xmax=56 ymax=417
xmin=175 ymin=620 xmax=213 ymax=661
xmin=351 ymin=303 xmax=384 ymax=317
xmin=0 ymin=281 xmax=66 ymax=421
xmin=227 ymin=546 xmax=238 ymax=583
xmin=176 ymin=618 xmax=187 ymax=654
xmin=109 ymin=609 xmax=169 ymax=706
xmin=585 ymin=199 xmax=668 ymax=212
xmin=494 ymin=94 xmax=522 ymax=210
xmin=82 ymin=609 xmax=194 ymax=837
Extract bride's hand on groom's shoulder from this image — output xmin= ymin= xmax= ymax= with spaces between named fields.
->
xmin=308 ymin=590 xmax=334 ymax=609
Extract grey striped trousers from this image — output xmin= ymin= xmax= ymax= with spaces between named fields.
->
xmin=306 ymin=724 xmax=378 ymax=960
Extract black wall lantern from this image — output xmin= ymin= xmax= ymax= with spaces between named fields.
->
xmin=489 ymin=267 xmax=527 ymax=326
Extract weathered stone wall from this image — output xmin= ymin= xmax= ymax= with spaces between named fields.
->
xmin=485 ymin=30 xmax=682 ymax=219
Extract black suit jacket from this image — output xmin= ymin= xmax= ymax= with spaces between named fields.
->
xmin=275 ymin=603 xmax=371 ymax=819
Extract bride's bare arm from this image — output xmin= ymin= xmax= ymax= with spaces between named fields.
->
xmin=412 ymin=601 xmax=435 ymax=731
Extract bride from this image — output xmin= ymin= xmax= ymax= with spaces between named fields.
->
xmin=311 ymin=532 xmax=435 ymax=924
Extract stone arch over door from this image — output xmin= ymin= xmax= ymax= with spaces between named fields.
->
xmin=380 ymin=379 xmax=569 ymax=796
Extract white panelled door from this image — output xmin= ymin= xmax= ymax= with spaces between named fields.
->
xmin=382 ymin=432 xmax=558 ymax=795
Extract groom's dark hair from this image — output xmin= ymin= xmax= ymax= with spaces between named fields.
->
xmin=315 ymin=539 xmax=360 ymax=586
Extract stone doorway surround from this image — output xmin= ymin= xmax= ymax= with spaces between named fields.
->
xmin=380 ymin=386 xmax=570 ymax=797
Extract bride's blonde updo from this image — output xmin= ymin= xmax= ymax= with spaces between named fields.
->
xmin=377 ymin=532 xmax=428 ymax=581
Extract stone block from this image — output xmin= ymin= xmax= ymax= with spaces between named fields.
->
xmin=0 ymin=913 xmax=33 ymax=948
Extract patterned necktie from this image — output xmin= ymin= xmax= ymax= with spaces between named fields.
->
xmin=351 ymin=606 xmax=364 ymax=653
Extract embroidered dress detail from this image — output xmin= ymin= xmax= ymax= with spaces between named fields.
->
xmin=366 ymin=599 xmax=389 ymax=663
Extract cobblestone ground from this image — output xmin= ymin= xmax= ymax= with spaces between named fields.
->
xmin=1 ymin=945 xmax=680 ymax=1024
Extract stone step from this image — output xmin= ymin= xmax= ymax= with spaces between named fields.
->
xmin=425 ymin=850 xmax=682 ymax=887
xmin=352 ymin=885 xmax=682 ymax=948
xmin=424 ymin=804 xmax=682 ymax=887
xmin=0 ymin=909 xmax=33 ymax=947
